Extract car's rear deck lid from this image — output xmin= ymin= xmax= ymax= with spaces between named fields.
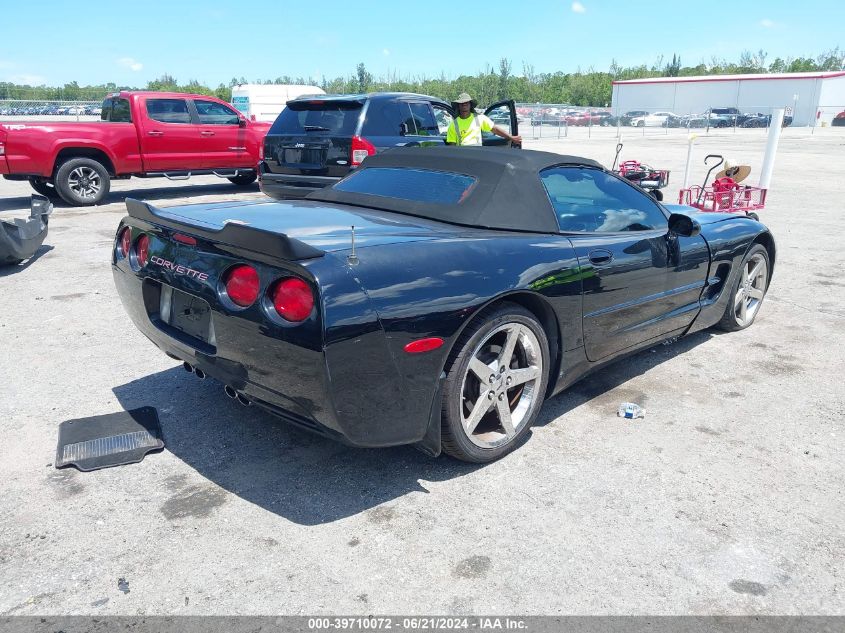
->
xmin=125 ymin=198 xmax=325 ymax=261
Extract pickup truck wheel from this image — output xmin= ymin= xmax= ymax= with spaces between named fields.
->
xmin=55 ymin=158 xmax=110 ymax=206
xmin=228 ymin=173 xmax=257 ymax=186
xmin=28 ymin=178 xmax=61 ymax=199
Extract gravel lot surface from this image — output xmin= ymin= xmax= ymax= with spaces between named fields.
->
xmin=1 ymin=127 xmax=843 ymax=615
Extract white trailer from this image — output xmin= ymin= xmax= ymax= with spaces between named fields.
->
xmin=231 ymin=84 xmax=325 ymax=122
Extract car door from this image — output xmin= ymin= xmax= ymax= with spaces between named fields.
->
xmin=539 ymin=166 xmax=708 ymax=361
xmin=403 ymin=101 xmax=447 ymax=147
xmin=482 ymin=99 xmax=518 ymax=146
xmin=191 ymin=98 xmax=250 ymax=169
xmin=431 ymin=102 xmax=455 ymax=138
xmin=136 ymin=96 xmax=205 ymax=171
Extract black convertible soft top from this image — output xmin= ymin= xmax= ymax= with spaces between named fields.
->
xmin=307 ymin=146 xmax=603 ymax=233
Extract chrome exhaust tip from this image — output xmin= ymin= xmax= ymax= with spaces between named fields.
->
xmin=223 ymin=385 xmax=237 ymax=399
xmin=194 ymin=368 xmax=206 ymax=379
xmin=236 ymin=392 xmax=252 ymax=406
xmin=182 ymin=361 xmax=194 ymax=373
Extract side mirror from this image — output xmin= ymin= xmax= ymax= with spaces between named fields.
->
xmin=399 ymin=122 xmax=409 ymax=136
xmin=668 ymin=213 xmax=701 ymax=237
xmin=238 ymin=118 xmax=247 ymax=128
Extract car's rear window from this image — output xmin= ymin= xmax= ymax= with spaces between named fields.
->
xmin=269 ymin=101 xmax=362 ymax=136
xmin=333 ymin=167 xmax=477 ymax=205
xmin=101 ymin=97 xmax=131 ymax=123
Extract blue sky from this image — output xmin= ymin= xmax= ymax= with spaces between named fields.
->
xmin=1 ymin=0 xmax=841 ymax=87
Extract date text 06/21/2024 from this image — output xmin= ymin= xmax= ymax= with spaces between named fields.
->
xmin=306 ymin=617 xmax=528 ymax=630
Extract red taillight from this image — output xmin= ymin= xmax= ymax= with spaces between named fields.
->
xmin=271 ymin=277 xmax=314 ymax=322
xmin=172 ymin=233 xmax=197 ymax=246
xmin=404 ymin=338 xmax=445 ymax=354
xmin=224 ymin=265 xmax=260 ymax=307
xmin=258 ymin=141 xmax=264 ymax=161
xmin=119 ymin=227 xmax=131 ymax=258
xmin=350 ymin=135 xmax=376 ymax=166
xmin=135 ymin=234 xmax=150 ymax=267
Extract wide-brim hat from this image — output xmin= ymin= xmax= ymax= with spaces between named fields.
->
xmin=714 ymin=164 xmax=752 ymax=183
xmin=452 ymin=92 xmax=478 ymax=111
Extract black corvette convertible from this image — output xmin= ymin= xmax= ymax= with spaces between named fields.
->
xmin=112 ymin=147 xmax=775 ymax=463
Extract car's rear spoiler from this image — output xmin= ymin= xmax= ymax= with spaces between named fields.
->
xmin=286 ymin=96 xmax=367 ymax=108
xmin=124 ymin=198 xmax=325 ymax=261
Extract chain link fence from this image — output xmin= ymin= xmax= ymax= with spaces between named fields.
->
xmin=519 ymin=103 xmax=845 ymax=139
xmin=0 ymin=100 xmax=102 ymax=119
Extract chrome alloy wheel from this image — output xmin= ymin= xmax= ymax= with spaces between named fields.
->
xmin=459 ymin=323 xmax=543 ymax=449
xmin=67 ymin=166 xmax=102 ymax=199
xmin=733 ymin=252 xmax=768 ymax=327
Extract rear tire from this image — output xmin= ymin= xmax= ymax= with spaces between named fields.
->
xmin=55 ymin=157 xmax=110 ymax=206
xmin=441 ymin=304 xmax=549 ymax=463
xmin=28 ymin=178 xmax=61 ymax=199
xmin=716 ymin=244 xmax=770 ymax=332
xmin=228 ymin=172 xmax=257 ymax=186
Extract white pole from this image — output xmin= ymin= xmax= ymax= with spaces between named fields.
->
xmin=682 ymin=133 xmax=698 ymax=189
xmin=759 ymin=108 xmax=785 ymax=191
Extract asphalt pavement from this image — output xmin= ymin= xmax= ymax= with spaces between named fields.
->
xmin=0 ymin=126 xmax=843 ymax=615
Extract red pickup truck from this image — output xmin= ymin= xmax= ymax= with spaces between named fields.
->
xmin=0 ymin=91 xmax=270 ymax=205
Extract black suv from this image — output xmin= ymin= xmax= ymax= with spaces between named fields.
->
xmin=258 ymin=92 xmax=518 ymax=200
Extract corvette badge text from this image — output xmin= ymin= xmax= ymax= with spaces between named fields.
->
xmin=150 ymin=256 xmax=209 ymax=281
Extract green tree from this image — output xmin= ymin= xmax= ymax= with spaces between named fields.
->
xmin=356 ymin=63 xmax=372 ymax=93
xmin=788 ymin=57 xmax=819 ymax=72
xmin=816 ymin=47 xmax=844 ymax=70
xmin=497 ymin=57 xmax=512 ymax=101
xmin=147 ymin=74 xmax=178 ymax=91
xmin=769 ymin=57 xmax=786 ymax=73
xmin=663 ymin=54 xmax=681 ymax=77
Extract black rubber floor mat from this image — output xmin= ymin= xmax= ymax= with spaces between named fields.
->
xmin=55 ymin=407 xmax=164 ymax=471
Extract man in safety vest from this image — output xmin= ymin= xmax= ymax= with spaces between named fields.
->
xmin=446 ymin=93 xmax=522 ymax=147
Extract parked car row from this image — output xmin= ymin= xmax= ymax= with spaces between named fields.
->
xmin=612 ymin=107 xmax=794 ymax=129
xmin=662 ymin=108 xmax=794 ymax=129
xmin=527 ymin=107 xmax=614 ymax=127
xmin=0 ymin=103 xmax=102 ymax=116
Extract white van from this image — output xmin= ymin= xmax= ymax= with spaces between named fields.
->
xmin=231 ymin=84 xmax=326 ymax=122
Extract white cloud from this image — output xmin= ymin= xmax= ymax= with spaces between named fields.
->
xmin=571 ymin=1 xmax=586 ymax=13
xmin=117 ymin=57 xmax=143 ymax=72
xmin=760 ymin=18 xmax=774 ymax=27
xmin=383 ymin=48 xmax=390 ymax=56
xmin=10 ymin=74 xmax=46 ymax=85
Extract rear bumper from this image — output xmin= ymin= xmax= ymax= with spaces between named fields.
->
xmin=111 ymin=259 xmax=430 ymax=449
xmin=258 ymin=161 xmax=340 ymax=200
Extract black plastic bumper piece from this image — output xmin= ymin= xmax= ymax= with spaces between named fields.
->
xmin=258 ymin=163 xmax=340 ymax=200
xmin=0 ymin=195 xmax=52 ymax=265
